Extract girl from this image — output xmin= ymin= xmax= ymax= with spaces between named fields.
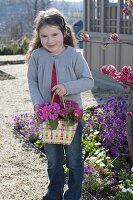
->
xmin=26 ymin=8 xmax=94 ymax=200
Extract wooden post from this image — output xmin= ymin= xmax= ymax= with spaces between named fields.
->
xmin=126 ymin=87 xmax=133 ymax=166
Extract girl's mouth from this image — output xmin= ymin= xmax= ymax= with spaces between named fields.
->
xmin=47 ymin=45 xmax=56 ymax=48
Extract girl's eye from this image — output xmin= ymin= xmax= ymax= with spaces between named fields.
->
xmin=53 ymin=33 xmax=58 ymax=36
xmin=42 ymin=35 xmax=47 ymax=38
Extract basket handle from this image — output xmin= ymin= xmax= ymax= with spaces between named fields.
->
xmin=51 ymin=92 xmax=65 ymax=108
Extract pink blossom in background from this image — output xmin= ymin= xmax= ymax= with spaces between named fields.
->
xmin=101 ymin=65 xmax=117 ymax=76
xmin=127 ymin=72 xmax=133 ymax=84
xmin=123 ymin=7 xmax=130 ymax=15
xmin=101 ymin=65 xmax=133 ymax=88
xmin=101 ymin=65 xmax=109 ymax=75
xmin=123 ymin=0 xmax=133 ymax=15
xmin=127 ymin=0 xmax=133 ymax=7
xmin=109 ymin=33 xmax=120 ymax=42
xmin=80 ymin=32 xmax=91 ymax=42
xmin=107 ymin=65 xmax=117 ymax=76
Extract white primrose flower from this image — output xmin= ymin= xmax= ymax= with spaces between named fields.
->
xmin=106 ymin=156 xmax=111 ymax=160
xmin=97 ymin=152 xmax=105 ymax=157
xmin=89 ymin=157 xmax=97 ymax=162
xmin=131 ymin=167 xmax=133 ymax=172
xmin=99 ymin=162 xmax=105 ymax=167
xmin=96 ymin=158 xmax=103 ymax=164
xmin=121 ymin=188 xmax=127 ymax=192
xmin=119 ymin=185 xmax=123 ymax=189
xmin=95 ymin=142 xmax=101 ymax=146
xmin=93 ymin=131 xmax=99 ymax=135
xmin=127 ymin=188 xmax=133 ymax=193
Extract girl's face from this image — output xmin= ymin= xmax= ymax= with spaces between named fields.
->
xmin=39 ymin=25 xmax=65 ymax=55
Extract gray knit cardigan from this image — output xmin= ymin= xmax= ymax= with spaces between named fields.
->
xmin=27 ymin=46 xmax=94 ymax=108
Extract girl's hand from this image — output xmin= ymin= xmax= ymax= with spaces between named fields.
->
xmin=51 ymin=84 xmax=67 ymax=96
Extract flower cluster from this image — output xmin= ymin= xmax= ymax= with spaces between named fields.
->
xmin=84 ymin=96 xmax=131 ymax=157
xmin=80 ymin=32 xmax=91 ymax=42
xmin=14 ymin=113 xmax=40 ymax=138
xmin=84 ymin=164 xmax=97 ymax=176
xmin=35 ymin=99 xmax=83 ymax=128
xmin=36 ymin=102 xmax=60 ymax=122
xmin=109 ymin=33 xmax=120 ymax=42
xmin=123 ymin=0 xmax=133 ymax=16
xmin=101 ymin=65 xmax=133 ymax=88
xmin=59 ymin=99 xmax=83 ymax=124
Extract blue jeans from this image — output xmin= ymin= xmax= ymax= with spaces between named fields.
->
xmin=44 ymin=122 xmax=84 ymax=200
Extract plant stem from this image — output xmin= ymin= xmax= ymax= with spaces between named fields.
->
xmin=81 ymin=40 xmax=133 ymax=46
xmin=126 ymin=87 xmax=133 ymax=166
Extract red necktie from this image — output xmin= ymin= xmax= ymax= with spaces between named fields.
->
xmin=51 ymin=63 xmax=60 ymax=104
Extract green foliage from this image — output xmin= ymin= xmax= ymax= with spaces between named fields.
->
xmin=35 ymin=139 xmax=44 ymax=149
xmin=111 ymin=191 xmax=133 ymax=200
xmin=64 ymin=166 xmax=69 ymax=175
xmin=118 ymin=169 xmax=133 ymax=183
xmin=83 ymin=174 xmax=102 ymax=193
xmin=0 ymin=37 xmax=29 ymax=55
xmin=29 ymin=134 xmax=39 ymax=143
xmin=48 ymin=119 xmax=58 ymax=130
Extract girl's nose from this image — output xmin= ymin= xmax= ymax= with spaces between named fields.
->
xmin=47 ymin=37 xmax=53 ymax=44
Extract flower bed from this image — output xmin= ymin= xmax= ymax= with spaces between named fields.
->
xmin=14 ymin=95 xmax=133 ymax=200
xmin=82 ymin=95 xmax=133 ymax=200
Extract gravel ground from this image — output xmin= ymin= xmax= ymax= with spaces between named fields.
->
xmin=0 ymin=63 xmax=124 ymax=200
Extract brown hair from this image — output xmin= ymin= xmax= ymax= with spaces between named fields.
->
xmin=25 ymin=8 xmax=77 ymax=63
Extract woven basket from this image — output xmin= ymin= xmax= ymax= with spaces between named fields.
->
xmin=38 ymin=93 xmax=79 ymax=145
xmin=39 ymin=119 xmax=78 ymax=145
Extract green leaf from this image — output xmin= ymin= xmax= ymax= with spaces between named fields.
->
xmin=48 ymin=119 xmax=58 ymax=130
xmin=81 ymin=118 xmax=86 ymax=127
xmin=66 ymin=120 xmax=75 ymax=126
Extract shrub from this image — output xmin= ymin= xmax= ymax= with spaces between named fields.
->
xmin=0 ymin=37 xmax=29 ymax=55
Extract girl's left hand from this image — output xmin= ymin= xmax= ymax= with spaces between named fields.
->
xmin=51 ymin=84 xmax=67 ymax=96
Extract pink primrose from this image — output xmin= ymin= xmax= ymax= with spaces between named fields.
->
xmin=59 ymin=109 xmax=69 ymax=117
xmin=49 ymin=103 xmax=60 ymax=114
xmin=73 ymin=109 xmax=83 ymax=122
xmin=42 ymin=106 xmax=50 ymax=120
